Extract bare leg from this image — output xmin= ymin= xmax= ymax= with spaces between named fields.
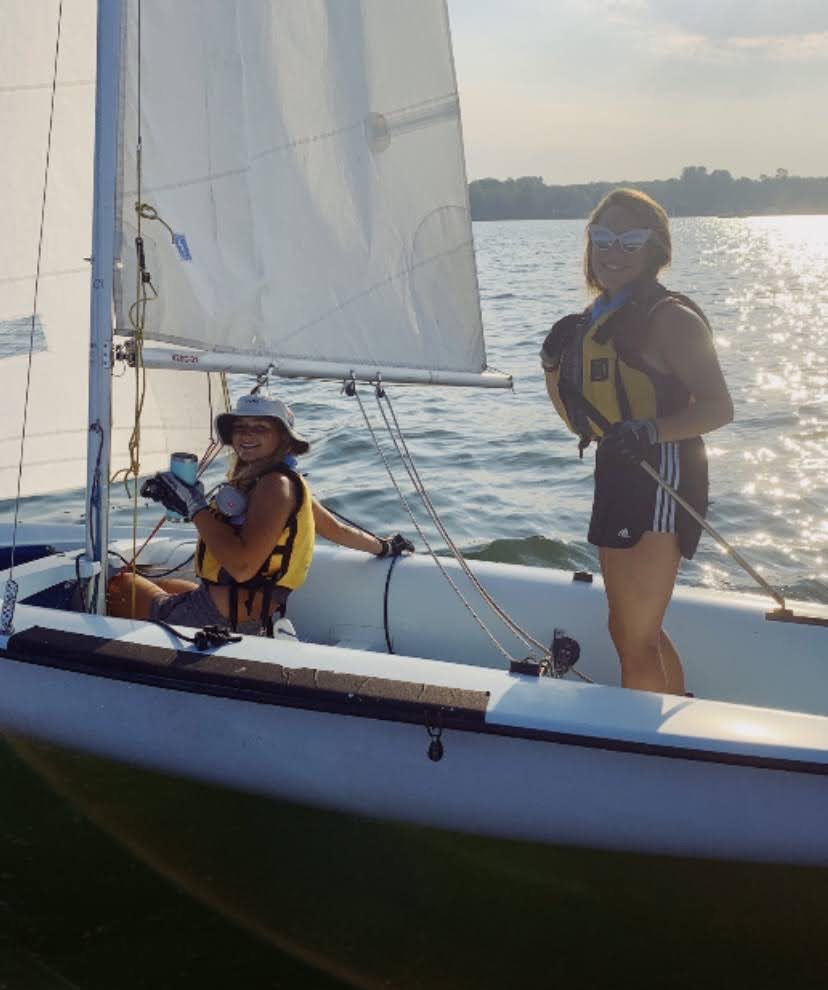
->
xmin=599 ymin=533 xmax=683 ymax=694
xmin=659 ymin=629 xmax=685 ymax=695
xmin=156 ymin=578 xmax=199 ymax=595
xmin=106 ymin=572 xmax=197 ymax=621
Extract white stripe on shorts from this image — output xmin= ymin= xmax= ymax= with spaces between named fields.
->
xmin=653 ymin=442 xmax=680 ymax=533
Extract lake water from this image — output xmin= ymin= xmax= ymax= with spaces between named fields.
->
xmin=105 ymin=215 xmax=827 ymax=604
xmin=288 ymin=215 xmax=828 ymax=602
xmin=5 ymin=216 xmax=827 ymax=603
xmin=2 ymin=216 xmax=827 ymax=987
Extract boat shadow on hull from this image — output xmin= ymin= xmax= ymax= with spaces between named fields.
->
xmin=9 ymin=735 xmax=828 ymax=990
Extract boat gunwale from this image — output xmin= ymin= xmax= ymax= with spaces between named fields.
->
xmin=3 ymin=622 xmax=828 ymax=778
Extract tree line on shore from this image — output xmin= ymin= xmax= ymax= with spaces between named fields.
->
xmin=469 ymin=167 xmax=828 ymax=220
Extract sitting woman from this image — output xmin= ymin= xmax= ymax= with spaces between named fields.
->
xmin=107 ymin=393 xmax=412 ymax=635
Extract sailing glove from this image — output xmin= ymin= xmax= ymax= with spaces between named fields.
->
xmin=539 ymin=332 xmax=559 ymax=371
xmin=601 ymin=418 xmax=659 ymax=465
xmin=140 ymin=471 xmax=207 ymax=521
xmin=378 ymin=533 xmax=415 ymax=557
xmin=540 ymin=314 xmax=581 ymax=371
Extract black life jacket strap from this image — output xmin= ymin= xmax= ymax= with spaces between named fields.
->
xmin=259 ymin=583 xmax=274 ymax=634
xmin=209 ymin=573 xmax=290 ymax=635
xmin=228 ymin=584 xmax=239 ymax=633
xmin=264 ymin=586 xmax=289 ymax=637
xmin=559 ymin=376 xmax=614 ymax=436
xmin=614 ymin=360 xmax=633 ymax=421
xmin=244 ymin=587 xmax=257 ymax=617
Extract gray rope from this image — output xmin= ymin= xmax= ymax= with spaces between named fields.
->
xmin=374 ymin=386 xmax=551 ymax=658
xmin=357 ymin=381 xmax=594 ymax=684
xmin=348 ymin=380 xmax=520 ymax=667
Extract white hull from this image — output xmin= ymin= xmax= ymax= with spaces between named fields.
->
xmin=2 ymin=524 xmax=827 ymax=866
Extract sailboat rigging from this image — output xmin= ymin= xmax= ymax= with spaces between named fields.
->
xmin=1 ymin=9 xmax=828 ymax=982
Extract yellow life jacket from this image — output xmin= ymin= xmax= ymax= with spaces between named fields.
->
xmin=544 ymin=281 xmax=710 ymax=441
xmin=196 ymin=465 xmax=315 ymax=595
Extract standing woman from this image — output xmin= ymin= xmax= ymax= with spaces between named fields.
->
xmin=540 ymin=189 xmax=733 ymax=693
xmin=108 ymin=393 xmax=411 ymax=634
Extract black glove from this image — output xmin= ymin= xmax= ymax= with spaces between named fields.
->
xmin=601 ymin=419 xmax=659 ymax=465
xmin=140 ymin=471 xmax=207 ymax=521
xmin=539 ymin=331 xmax=559 ymax=371
xmin=377 ymin=533 xmax=415 ymax=557
xmin=540 ymin=314 xmax=581 ymax=371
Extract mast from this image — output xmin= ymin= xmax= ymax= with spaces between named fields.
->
xmin=85 ymin=0 xmax=123 ymax=612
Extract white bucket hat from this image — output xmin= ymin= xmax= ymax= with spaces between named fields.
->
xmin=216 ymin=394 xmax=310 ymax=453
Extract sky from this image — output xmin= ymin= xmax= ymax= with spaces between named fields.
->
xmin=446 ymin=0 xmax=828 ymax=184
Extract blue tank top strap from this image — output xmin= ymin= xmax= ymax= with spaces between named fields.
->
xmin=590 ymin=286 xmax=632 ymax=323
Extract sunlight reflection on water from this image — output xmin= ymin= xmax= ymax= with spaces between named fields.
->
xmin=2 ymin=217 xmax=826 ymax=601
xmin=471 ymin=215 xmax=828 ymax=598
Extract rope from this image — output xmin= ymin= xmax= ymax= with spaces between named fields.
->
xmin=377 ymin=387 xmax=554 ymax=659
xmin=1 ymin=2 xmax=65 ymax=634
xmin=149 ymin=618 xmax=241 ymax=650
xmin=108 ymin=0 xmax=229 ymax=610
xmin=199 ymin=371 xmax=229 ymax=475
xmin=119 ymin=0 xmax=148 ymax=617
xmin=383 ymin=554 xmax=401 ymax=653
xmin=108 ymin=545 xmax=195 ymax=579
xmin=348 ymin=380 xmax=524 ymax=668
xmin=313 ymin=498 xmax=400 ymax=653
xmin=348 ymin=380 xmax=593 ymax=682
xmin=107 ymin=0 xmax=232 ymax=609
xmin=110 ymin=367 xmax=228 ymax=586
xmin=83 ymin=423 xmax=106 ymax=612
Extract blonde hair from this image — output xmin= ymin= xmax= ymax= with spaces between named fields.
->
xmin=584 ymin=187 xmax=671 ymax=292
xmin=229 ymin=422 xmax=296 ymax=494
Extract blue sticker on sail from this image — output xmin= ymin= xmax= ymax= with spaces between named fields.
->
xmin=173 ymin=233 xmax=192 ymax=261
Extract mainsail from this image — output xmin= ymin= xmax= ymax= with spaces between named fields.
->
xmin=1 ymin=0 xmax=505 ymax=501
xmin=0 ymin=0 xmax=217 ymax=500
xmin=116 ymin=0 xmax=505 ymax=386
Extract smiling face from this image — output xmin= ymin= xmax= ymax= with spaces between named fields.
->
xmin=230 ymin=417 xmax=284 ymax=463
xmin=589 ymin=203 xmax=654 ymax=296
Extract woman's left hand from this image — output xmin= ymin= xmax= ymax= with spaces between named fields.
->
xmin=140 ymin=472 xmax=207 ymax=520
xmin=378 ymin=534 xmax=415 ymax=557
xmin=601 ymin=419 xmax=658 ymax=465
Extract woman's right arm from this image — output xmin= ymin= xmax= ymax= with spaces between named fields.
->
xmin=192 ymin=474 xmax=297 ymax=582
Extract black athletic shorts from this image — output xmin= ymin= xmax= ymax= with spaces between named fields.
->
xmin=588 ymin=436 xmax=708 ymax=559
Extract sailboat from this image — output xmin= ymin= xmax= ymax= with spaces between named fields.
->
xmin=2 ymin=1 xmax=828 ymax=983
